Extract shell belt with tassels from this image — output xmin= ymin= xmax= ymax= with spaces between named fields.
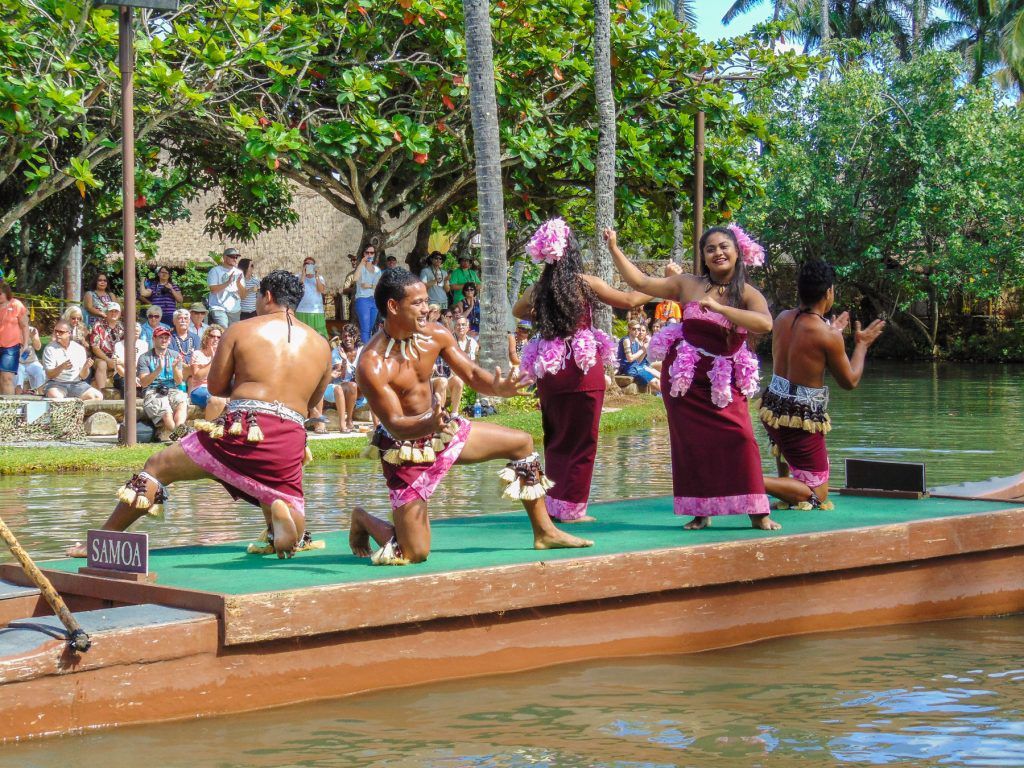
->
xmin=193 ymin=399 xmax=306 ymax=442
xmin=362 ymin=416 xmax=467 ymax=465
xmin=756 ymin=374 xmax=831 ymax=434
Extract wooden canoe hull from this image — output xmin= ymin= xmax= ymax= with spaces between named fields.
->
xmin=2 ymin=500 xmax=1023 ymax=742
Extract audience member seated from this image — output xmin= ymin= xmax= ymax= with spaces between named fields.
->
xmin=458 ymin=282 xmax=482 ymax=335
xmin=15 ymin=325 xmax=45 ymax=394
xmin=137 ymin=326 xmax=188 ymax=441
xmin=61 ymin=305 xmax=89 ymax=347
xmin=187 ymin=325 xmax=227 ymax=420
xmin=41 ymin=320 xmax=101 ymax=401
xmin=188 ymin=303 xmax=210 ymax=336
xmin=432 ymin=317 xmax=478 ymax=414
xmin=140 ymin=305 xmax=170 ymax=346
xmin=618 ymin=321 xmax=661 ymax=393
xmin=88 ymin=301 xmax=126 ymax=392
xmin=169 ymin=308 xmax=201 ymax=363
xmin=112 ymin=322 xmax=149 ymax=393
xmin=82 ymin=273 xmax=119 ymax=329
xmin=323 ymin=329 xmax=359 ymax=432
xmin=509 ymin=320 xmax=530 ymax=368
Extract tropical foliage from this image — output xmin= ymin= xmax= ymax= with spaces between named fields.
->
xmin=747 ymin=44 xmax=1024 ymax=354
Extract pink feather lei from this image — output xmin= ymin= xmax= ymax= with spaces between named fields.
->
xmin=526 ymin=218 xmax=571 ymax=265
xmin=518 ymin=327 xmax=617 ymax=383
xmin=727 ymin=224 xmax=765 ymax=268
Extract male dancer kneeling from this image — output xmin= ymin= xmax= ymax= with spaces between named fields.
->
xmin=758 ymin=260 xmax=885 ymax=509
xmin=350 ymin=268 xmax=593 ymax=564
xmin=67 ymin=271 xmax=331 ymax=559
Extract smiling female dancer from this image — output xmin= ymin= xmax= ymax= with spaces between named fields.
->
xmin=512 ymin=219 xmax=650 ymax=523
xmin=604 ymin=225 xmax=780 ymax=531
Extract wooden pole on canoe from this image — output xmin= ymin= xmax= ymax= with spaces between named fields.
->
xmin=0 ymin=518 xmax=91 ymax=652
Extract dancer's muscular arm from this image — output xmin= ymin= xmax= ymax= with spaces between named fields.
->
xmin=825 ymin=318 xmax=886 ymax=390
xmin=602 ymin=228 xmax=692 ymax=302
xmin=441 ymin=334 xmax=526 ymax=399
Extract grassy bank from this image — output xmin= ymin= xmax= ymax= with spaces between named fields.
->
xmin=0 ymin=396 xmax=665 ymax=476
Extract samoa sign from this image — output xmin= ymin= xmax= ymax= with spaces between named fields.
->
xmin=86 ymin=530 xmax=149 ymax=575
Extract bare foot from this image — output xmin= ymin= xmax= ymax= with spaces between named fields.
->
xmin=66 ymin=542 xmax=87 ymax=558
xmin=270 ymin=500 xmax=298 ymax=558
xmin=552 ymin=515 xmax=597 ymax=524
xmin=349 ymin=507 xmax=372 ymax=557
xmin=683 ymin=516 xmax=709 ymax=530
xmin=534 ymin=529 xmax=594 ymax=550
xmin=751 ymin=514 xmax=782 ymax=531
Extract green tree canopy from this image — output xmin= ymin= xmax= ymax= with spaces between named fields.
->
xmin=746 ymin=42 xmax=1024 ymax=354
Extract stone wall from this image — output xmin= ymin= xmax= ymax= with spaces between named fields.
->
xmin=152 ymin=185 xmax=418 ymax=293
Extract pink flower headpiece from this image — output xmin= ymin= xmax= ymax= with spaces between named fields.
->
xmin=526 ymin=218 xmax=571 ymax=265
xmin=727 ymin=224 xmax=765 ymax=268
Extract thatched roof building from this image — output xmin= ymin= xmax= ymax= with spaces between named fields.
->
xmin=151 ymin=185 xmax=418 ymax=293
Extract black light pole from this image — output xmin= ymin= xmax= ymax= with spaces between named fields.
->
xmin=99 ymin=0 xmax=178 ymax=445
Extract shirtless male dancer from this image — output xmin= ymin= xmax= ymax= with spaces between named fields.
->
xmin=759 ymin=260 xmax=885 ymax=508
xmin=349 ymin=268 xmax=593 ymax=564
xmin=67 ymin=271 xmax=331 ymax=559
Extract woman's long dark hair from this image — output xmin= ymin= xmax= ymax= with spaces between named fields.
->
xmin=533 ymin=231 xmax=596 ymax=340
xmin=698 ymin=226 xmax=747 ymax=308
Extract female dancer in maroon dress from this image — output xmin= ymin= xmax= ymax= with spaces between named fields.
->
xmin=604 ymin=225 xmax=780 ymax=530
xmin=512 ymin=219 xmax=650 ymax=522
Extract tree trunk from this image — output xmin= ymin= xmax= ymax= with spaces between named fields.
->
xmin=508 ymin=258 xmax=527 ymax=305
xmin=463 ymin=0 xmax=511 ymax=371
xmin=820 ymin=0 xmax=830 ymax=45
xmin=911 ymin=0 xmax=926 ymax=43
xmin=591 ymin=0 xmax=616 ymax=335
xmin=409 ymin=217 xmax=433 ymax=272
xmin=670 ymin=205 xmax=685 ymax=264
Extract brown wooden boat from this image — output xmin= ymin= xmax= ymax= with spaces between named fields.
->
xmin=2 ymin=480 xmax=1023 ymax=743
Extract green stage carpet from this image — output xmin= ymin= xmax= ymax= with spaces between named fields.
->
xmin=40 ymin=495 xmax=1019 ymax=595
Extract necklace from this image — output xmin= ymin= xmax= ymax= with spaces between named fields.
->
xmin=383 ymin=328 xmax=430 ymax=360
xmin=704 ymin=276 xmax=731 ymax=296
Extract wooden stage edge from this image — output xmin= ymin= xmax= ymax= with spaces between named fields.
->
xmin=2 ymin=503 xmax=1024 ymax=742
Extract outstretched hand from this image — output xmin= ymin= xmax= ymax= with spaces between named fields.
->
xmin=492 ymin=366 xmax=526 ymax=398
xmin=854 ymin=318 xmax=886 ymax=347
xmin=831 ymin=311 xmax=851 ymax=334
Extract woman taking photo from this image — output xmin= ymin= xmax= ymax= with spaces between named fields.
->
xmin=604 ymin=225 xmax=779 ymax=531
xmin=353 ymin=244 xmax=381 ymax=343
xmin=140 ymin=266 xmax=183 ymax=320
xmin=296 ymin=257 xmax=328 ymax=337
xmin=0 ymin=281 xmax=30 ymax=396
xmin=513 ymin=218 xmax=650 ymax=523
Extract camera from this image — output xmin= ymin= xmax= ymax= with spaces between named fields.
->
xmin=153 ymin=383 xmax=171 ymax=397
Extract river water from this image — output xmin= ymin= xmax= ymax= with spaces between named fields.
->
xmin=1 ymin=361 xmax=1022 ymax=764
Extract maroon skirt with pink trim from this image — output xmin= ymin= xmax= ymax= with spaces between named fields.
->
xmin=662 ymin=327 xmax=769 ymax=518
xmin=378 ymin=417 xmax=472 ymax=510
xmin=179 ymin=413 xmax=306 ymax=516
xmin=763 ymin=423 xmax=830 ymax=488
xmin=537 ymin=357 xmax=605 ymax=521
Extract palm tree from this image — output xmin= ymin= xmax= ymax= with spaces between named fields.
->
xmin=721 ymin=0 xmax=791 ymax=24
xmin=462 ymin=0 xmax=511 ymax=370
xmin=994 ymin=0 xmax=1024 ymax=94
xmin=926 ymin=0 xmax=1003 ymax=82
xmin=592 ymin=0 xmax=616 ymax=334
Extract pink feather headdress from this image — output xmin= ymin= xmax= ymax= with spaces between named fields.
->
xmin=526 ymin=218 xmax=571 ymax=265
xmin=727 ymin=224 xmax=765 ymax=268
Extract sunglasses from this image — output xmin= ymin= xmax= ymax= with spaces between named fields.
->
xmin=209 ymin=334 xmax=222 ymax=339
